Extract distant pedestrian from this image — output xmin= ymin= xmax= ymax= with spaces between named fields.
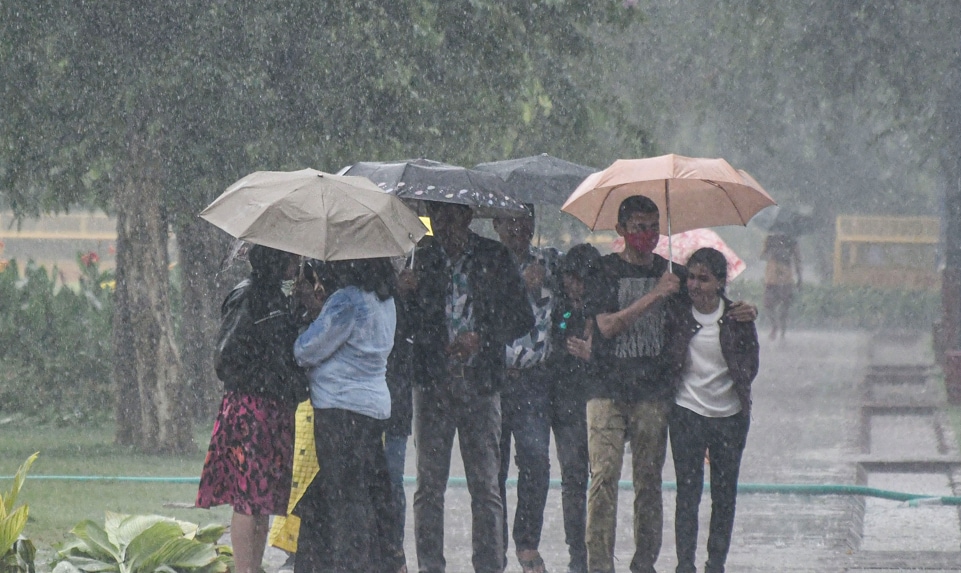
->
xmin=664 ymin=247 xmax=759 ymax=573
xmin=760 ymin=233 xmax=802 ymax=340
xmin=407 ymin=201 xmax=533 ymax=573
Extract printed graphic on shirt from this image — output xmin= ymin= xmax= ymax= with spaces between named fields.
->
xmin=614 ymin=277 xmax=664 ymax=358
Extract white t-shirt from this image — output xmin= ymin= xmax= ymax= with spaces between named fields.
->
xmin=674 ymin=303 xmax=742 ymax=417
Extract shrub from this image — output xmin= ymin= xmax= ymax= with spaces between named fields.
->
xmin=51 ymin=513 xmax=231 ymax=573
xmin=727 ymin=279 xmax=939 ymax=330
xmin=0 ymin=254 xmax=113 ymax=423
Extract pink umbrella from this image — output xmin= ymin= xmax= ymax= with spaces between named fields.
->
xmin=610 ymin=228 xmax=746 ymax=280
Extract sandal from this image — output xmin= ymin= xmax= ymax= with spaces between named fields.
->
xmin=517 ymin=551 xmax=548 ymax=573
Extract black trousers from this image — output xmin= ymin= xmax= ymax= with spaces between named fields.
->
xmin=669 ymin=404 xmax=749 ymax=573
xmin=294 ymin=408 xmax=402 ymax=573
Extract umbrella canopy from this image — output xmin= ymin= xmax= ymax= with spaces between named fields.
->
xmin=199 ymin=168 xmax=428 ymax=261
xmin=473 ymin=153 xmax=597 ymax=205
xmin=560 ymin=154 xmax=776 ymax=234
xmin=751 ymin=205 xmax=815 ymax=236
xmin=340 ymin=158 xmax=529 ymax=218
xmin=613 ymin=228 xmax=746 ymax=280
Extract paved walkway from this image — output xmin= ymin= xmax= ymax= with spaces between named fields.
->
xmin=264 ymin=328 xmax=961 ymax=572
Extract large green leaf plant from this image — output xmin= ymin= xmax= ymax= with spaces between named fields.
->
xmin=52 ymin=513 xmax=231 ymax=573
xmin=0 ymin=452 xmax=39 ymax=573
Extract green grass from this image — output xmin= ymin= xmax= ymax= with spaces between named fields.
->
xmin=0 ymin=421 xmax=232 ymax=558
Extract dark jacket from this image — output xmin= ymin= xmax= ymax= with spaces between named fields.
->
xmin=662 ymin=295 xmax=760 ymax=413
xmin=410 ymin=233 xmax=534 ymax=394
xmin=214 ymin=280 xmax=308 ymax=405
xmin=385 ymin=294 xmax=413 ymax=435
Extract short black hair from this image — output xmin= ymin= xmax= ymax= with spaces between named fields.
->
xmin=558 ymin=243 xmax=602 ymax=279
xmin=617 ymin=195 xmax=659 ymax=228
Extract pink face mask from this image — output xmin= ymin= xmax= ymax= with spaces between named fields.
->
xmin=624 ymin=230 xmax=659 ymax=253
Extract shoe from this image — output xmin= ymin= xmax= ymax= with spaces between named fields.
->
xmin=278 ymin=553 xmax=295 ymax=573
xmin=517 ymin=550 xmax=547 ymax=573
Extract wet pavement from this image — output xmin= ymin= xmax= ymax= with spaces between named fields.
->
xmin=262 ymin=328 xmax=961 ymax=572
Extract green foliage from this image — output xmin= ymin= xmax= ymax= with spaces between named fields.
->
xmin=0 ymin=255 xmax=113 ymax=423
xmin=728 ymin=280 xmax=939 ymax=330
xmin=0 ymin=453 xmax=38 ymax=573
xmin=52 ymin=513 xmax=230 ymax=573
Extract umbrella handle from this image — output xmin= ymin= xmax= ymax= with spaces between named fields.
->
xmin=665 ymin=180 xmax=673 ymax=273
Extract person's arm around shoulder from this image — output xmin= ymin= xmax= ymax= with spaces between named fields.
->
xmin=725 ymin=300 xmax=758 ymax=323
xmin=596 ymin=270 xmax=679 ymax=339
xmin=294 ymin=289 xmax=356 ymax=368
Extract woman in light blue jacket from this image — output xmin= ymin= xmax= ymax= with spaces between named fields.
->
xmin=292 ymin=257 xmax=404 ymax=573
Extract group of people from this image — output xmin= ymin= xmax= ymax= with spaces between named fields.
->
xmin=195 ymin=193 xmax=761 ymax=573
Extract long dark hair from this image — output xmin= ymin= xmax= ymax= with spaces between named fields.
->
xmin=246 ymin=244 xmax=293 ymax=317
xmin=327 ymin=257 xmax=396 ymax=301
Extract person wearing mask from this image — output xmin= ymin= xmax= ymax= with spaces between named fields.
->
xmin=663 ymin=247 xmax=759 ymax=573
xmin=406 ymin=201 xmax=533 ymax=573
xmin=197 ymin=245 xmax=308 ymax=573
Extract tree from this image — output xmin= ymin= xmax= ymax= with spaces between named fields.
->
xmin=1 ymin=0 xmax=646 ymax=451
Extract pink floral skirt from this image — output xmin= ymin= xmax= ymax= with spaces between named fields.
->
xmin=196 ymin=391 xmax=295 ymax=515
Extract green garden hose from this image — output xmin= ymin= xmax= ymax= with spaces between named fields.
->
xmin=7 ymin=474 xmax=960 ymax=506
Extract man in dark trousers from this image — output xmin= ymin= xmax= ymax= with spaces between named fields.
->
xmin=407 ymin=201 xmax=534 ymax=573
xmin=492 ymin=206 xmax=560 ymax=573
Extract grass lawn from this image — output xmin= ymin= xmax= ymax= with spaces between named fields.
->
xmin=0 ymin=421 xmax=232 ymax=564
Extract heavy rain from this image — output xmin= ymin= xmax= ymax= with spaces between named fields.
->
xmin=1 ymin=1 xmax=960 ymax=572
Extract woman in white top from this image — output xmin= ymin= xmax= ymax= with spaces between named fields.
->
xmin=663 ymin=247 xmax=760 ymax=573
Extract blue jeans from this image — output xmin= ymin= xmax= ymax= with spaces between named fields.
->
xmin=384 ymin=433 xmax=409 ymax=553
xmin=499 ymin=367 xmax=551 ymax=556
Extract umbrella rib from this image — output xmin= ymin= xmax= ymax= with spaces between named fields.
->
xmin=703 ymin=179 xmax=748 ymax=226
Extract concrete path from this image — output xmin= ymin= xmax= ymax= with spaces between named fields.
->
xmin=263 ymin=328 xmax=961 ymax=572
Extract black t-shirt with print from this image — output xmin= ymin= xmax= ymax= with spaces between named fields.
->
xmin=588 ymin=253 xmax=687 ymax=403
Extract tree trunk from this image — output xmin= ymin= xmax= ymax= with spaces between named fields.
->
xmin=176 ymin=216 xmax=232 ymax=421
xmin=112 ymin=117 xmax=194 ymax=454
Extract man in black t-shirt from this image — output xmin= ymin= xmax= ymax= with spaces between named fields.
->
xmin=585 ymin=196 xmax=681 ymax=573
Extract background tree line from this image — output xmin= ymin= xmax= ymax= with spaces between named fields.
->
xmin=1 ymin=0 xmax=958 ymax=453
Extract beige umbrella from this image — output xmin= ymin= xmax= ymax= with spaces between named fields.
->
xmin=200 ymin=168 xmax=428 ymax=261
xmin=561 ymin=154 xmax=775 ymax=269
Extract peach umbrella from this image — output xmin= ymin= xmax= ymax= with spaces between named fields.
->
xmin=561 ymin=154 xmax=775 ymax=270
